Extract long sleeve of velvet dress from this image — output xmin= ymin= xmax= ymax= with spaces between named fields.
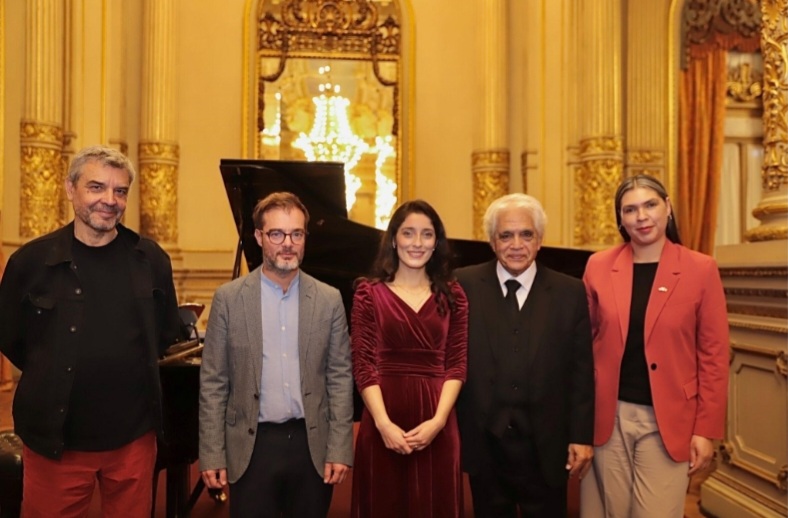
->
xmin=350 ymin=280 xmax=468 ymax=518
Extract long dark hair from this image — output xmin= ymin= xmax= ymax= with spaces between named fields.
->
xmin=614 ymin=174 xmax=682 ymax=244
xmin=363 ymin=200 xmax=456 ymax=315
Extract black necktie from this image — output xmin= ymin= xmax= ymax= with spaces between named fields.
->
xmin=504 ymin=279 xmax=521 ymax=316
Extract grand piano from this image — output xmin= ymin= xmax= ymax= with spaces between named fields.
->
xmin=155 ymin=159 xmax=592 ymax=517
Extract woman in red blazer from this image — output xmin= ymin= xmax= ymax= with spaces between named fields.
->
xmin=580 ymin=174 xmax=729 ymax=517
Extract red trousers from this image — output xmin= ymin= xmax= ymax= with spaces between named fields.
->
xmin=22 ymin=431 xmax=156 ymax=518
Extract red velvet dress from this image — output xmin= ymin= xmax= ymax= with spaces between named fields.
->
xmin=350 ymin=280 xmax=468 ymax=518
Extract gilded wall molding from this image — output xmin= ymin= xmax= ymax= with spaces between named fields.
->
xmin=257 ymin=0 xmax=400 ymax=62
xmin=745 ymin=225 xmax=788 ymax=241
xmin=471 ymin=149 xmax=509 ymax=240
xmin=729 ymin=320 xmax=788 ymax=334
xmin=730 ymin=339 xmax=788 ymax=376
xmin=728 ymin=304 xmax=787 ymax=319
xmin=709 ymin=470 xmax=788 ymax=514
xmin=574 ymin=137 xmax=623 ymax=247
xmin=719 ymin=442 xmax=788 ymax=493
xmin=138 ymin=140 xmax=179 ymax=244
xmin=19 ymin=120 xmax=64 ymax=238
xmin=752 ymin=201 xmax=788 ymax=218
xmin=724 ymin=287 xmax=788 ymax=298
xmin=720 ymin=267 xmax=788 ymax=277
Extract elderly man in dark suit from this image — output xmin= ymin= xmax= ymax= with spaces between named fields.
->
xmin=199 ymin=192 xmax=354 ymax=518
xmin=455 ymin=193 xmax=595 ymax=517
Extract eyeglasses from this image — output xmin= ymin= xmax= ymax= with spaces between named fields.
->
xmin=262 ymin=229 xmax=307 ymax=244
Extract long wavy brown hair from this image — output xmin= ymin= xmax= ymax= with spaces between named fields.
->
xmin=362 ymin=200 xmax=456 ymax=316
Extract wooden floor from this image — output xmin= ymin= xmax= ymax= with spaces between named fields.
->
xmin=0 ymin=383 xmax=710 ymax=517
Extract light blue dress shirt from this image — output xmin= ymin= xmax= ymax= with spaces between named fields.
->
xmin=258 ymin=271 xmax=305 ymax=423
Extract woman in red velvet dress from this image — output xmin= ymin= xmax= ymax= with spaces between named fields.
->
xmin=350 ymin=200 xmax=468 ymax=518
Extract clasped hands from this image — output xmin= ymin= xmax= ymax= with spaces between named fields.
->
xmin=376 ymin=417 xmax=445 ymax=455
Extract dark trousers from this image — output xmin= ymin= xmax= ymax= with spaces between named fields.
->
xmin=229 ymin=419 xmax=333 ymax=518
xmin=469 ymin=428 xmax=567 ymax=518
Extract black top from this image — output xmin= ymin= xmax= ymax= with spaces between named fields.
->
xmin=618 ymin=262 xmax=659 ymax=406
xmin=65 ymin=236 xmax=152 ymax=450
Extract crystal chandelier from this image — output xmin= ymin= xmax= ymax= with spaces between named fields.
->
xmin=293 ymin=67 xmax=367 ymax=210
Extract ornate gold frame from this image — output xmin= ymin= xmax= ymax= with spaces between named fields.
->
xmin=244 ymin=0 xmax=408 ymax=203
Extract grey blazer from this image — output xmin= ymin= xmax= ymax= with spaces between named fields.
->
xmin=198 ymin=267 xmax=354 ymax=482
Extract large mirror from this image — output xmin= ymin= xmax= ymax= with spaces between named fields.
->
xmin=254 ymin=0 xmax=403 ymax=229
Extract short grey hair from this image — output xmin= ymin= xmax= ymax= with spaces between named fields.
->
xmin=67 ymin=145 xmax=136 ymax=185
xmin=483 ymin=193 xmax=548 ymax=241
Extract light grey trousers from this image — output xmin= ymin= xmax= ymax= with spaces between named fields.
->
xmin=580 ymin=400 xmax=690 ymax=518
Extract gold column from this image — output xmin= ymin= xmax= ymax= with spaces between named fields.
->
xmin=471 ymin=0 xmax=509 ymax=240
xmin=625 ymin=0 xmax=667 ymax=181
xmin=745 ymin=0 xmax=788 ymax=243
xmin=20 ymin=0 xmax=64 ymax=238
xmin=139 ymin=0 xmax=179 ymax=250
xmin=573 ymin=0 xmax=623 ymax=249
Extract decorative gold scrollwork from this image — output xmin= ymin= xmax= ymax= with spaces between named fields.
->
xmin=138 ymin=141 xmax=179 ymax=244
xmin=471 ymin=150 xmax=510 ymax=241
xmin=574 ymin=137 xmax=624 ymax=247
xmin=626 ymin=150 xmax=665 ymax=179
xmin=726 ymin=62 xmax=763 ymax=102
xmin=777 ymin=351 xmax=788 ymax=377
xmin=759 ymin=0 xmax=788 ymax=191
xmin=19 ymin=120 xmax=65 ymax=238
xmin=257 ymin=0 xmax=399 ymax=63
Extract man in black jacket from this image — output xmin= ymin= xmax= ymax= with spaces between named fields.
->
xmin=0 ymin=145 xmax=182 ymax=516
xmin=455 ymin=193 xmax=594 ymax=517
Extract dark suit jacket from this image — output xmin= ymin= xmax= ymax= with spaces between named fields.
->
xmin=455 ymin=260 xmax=594 ymax=487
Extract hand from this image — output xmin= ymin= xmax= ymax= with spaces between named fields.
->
xmin=376 ymin=420 xmax=413 ymax=454
xmin=688 ymin=435 xmax=714 ymax=476
xmin=404 ymin=418 xmax=445 ymax=451
xmin=323 ymin=462 xmax=350 ymax=484
xmin=565 ymin=443 xmax=593 ymax=479
xmin=200 ymin=468 xmax=227 ymax=489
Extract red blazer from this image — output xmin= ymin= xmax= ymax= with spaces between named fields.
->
xmin=583 ymin=240 xmax=729 ymax=462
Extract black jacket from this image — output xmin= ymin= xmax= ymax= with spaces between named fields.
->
xmin=455 ymin=260 xmax=594 ymax=488
xmin=0 ymin=222 xmax=182 ymax=458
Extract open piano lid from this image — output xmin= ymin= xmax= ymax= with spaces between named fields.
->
xmin=219 ymin=158 xmax=592 ymax=292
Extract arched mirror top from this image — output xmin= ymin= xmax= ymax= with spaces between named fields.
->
xmin=253 ymin=0 xmax=405 ymax=229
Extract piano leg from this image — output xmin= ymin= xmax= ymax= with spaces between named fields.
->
xmin=165 ymin=462 xmax=190 ymax=518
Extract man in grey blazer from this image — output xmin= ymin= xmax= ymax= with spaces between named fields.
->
xmin=199 ymin=192 xmax=354 ymax=518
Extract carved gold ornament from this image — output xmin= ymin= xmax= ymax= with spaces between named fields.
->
xmin=19 ymin=120 xmax=64 ymax=238
xmin=138 ymin=141 xmax=179 ymax=243
xmin=759 ymin=0 xmax=788 ymax=191
xmin=574 ymin=137 xmax=624 ymax=247
xmin=472 ymin=150 xmax=510 ymax=241
xmin=727 ymin=61 xmax=764 ymax=102
xmin=626 ymin=150 xmax=665 ymax=178
xmin=257 ymin=0 xmax=400 ymax=73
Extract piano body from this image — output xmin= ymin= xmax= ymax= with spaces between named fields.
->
xmin=155 ymin=159 xmax=592 ymax=517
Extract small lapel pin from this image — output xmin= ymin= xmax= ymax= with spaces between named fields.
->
xmin=658 ymin=286 xmax=668 ymax=292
